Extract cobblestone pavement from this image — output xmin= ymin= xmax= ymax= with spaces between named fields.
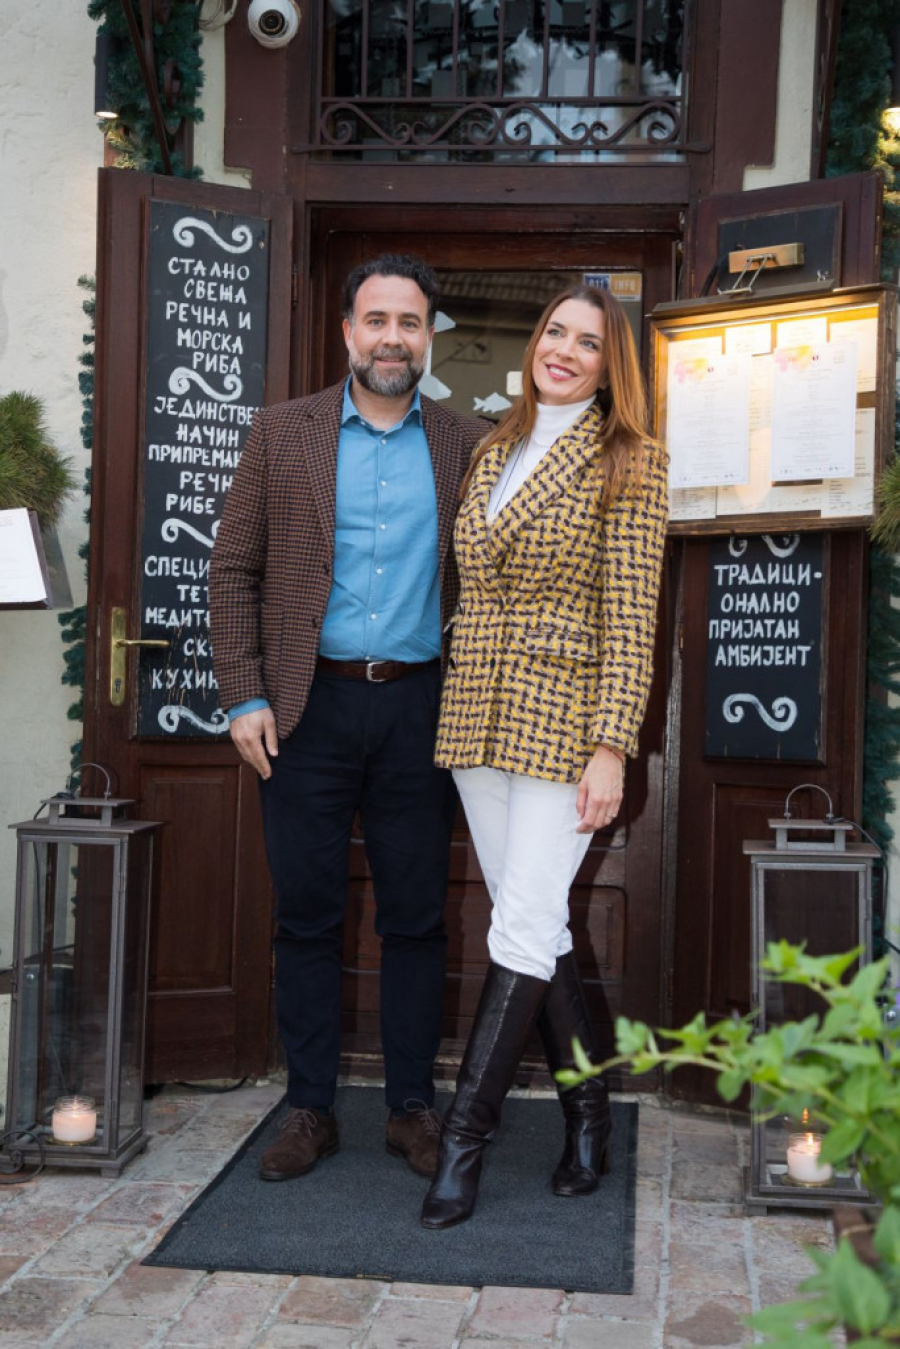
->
xmin=0 ymin=1082 xmax=836 ymax=1348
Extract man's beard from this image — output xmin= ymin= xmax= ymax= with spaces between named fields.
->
xmin=349 ymin=344 xmax=424 ymax=397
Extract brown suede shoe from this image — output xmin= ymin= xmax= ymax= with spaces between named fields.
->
xmin=259 ymin=1107 xmax=339 ymax=1181
xmin=385 ymin=1104 xmax=442 ymax=1178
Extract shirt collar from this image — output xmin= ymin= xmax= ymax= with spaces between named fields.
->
xmin=341 ymin=376 xmax=423 ymax=430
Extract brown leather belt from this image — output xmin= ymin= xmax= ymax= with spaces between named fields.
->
xmin=316 ymin=656 xmax=438 ymax=684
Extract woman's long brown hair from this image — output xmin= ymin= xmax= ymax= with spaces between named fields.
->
xmin=460 ymin=283 xmax=651 ymax=506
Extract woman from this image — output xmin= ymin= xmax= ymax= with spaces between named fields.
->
xmin=421 ymin=283 xmax=668 ymax=1230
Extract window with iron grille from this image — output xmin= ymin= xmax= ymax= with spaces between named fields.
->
xmin=313 ymin=0 xmax=686 ymax=161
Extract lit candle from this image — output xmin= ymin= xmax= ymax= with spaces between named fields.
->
xmin=51 ymin=1096 xmax=97 ymax=1145
xmin=786 ymin=1131 xmax=833 ymax=1185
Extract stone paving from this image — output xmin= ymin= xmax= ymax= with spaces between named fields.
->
xmin=0 ymin=1081 xmax=837 ymax=1348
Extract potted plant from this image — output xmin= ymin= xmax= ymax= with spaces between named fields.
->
xmin=559 ymin=942 xmax=900 ymax=1346
xmin=0 ymin=390 xmax=75 ymax=527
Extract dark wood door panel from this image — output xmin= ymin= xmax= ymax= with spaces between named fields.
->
xmin=142 ymin=767 xmax=239 ymax=992
xmin=707 ymin=782 xmax=798 ymax=1017
xmin=670 ymin=532 xmax=867 ymax=1103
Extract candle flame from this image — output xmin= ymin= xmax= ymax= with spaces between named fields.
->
xmin=805 ymin=1132 xmax=816 ymax=1148
xmin=800 ymin=1108 xmax=809 ymax=1127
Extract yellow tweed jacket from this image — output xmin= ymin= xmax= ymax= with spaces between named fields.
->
xmin=434 ymin=402 xmax=668 ymax=783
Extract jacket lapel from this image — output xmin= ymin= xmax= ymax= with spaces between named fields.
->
xmin=421 ymin=398 xmax=461 ymax=576
xmin=301 ymin=382 xmax=345 ymax=545
xmin=487 ymin=403 xmax=604 ymax=558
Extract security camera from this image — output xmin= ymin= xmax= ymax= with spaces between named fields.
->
xmin=248 ymin=0 xmax=300 ymax=48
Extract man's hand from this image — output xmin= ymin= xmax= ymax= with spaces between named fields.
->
xmin=575 ymin=745 xmax=625 ymax=835
xmin=230 ymin=707 xmax=279 ymax=780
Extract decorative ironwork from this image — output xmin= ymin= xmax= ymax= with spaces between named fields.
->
xmin=0 ymin=1127 xmax=46 ymax=1184
xmin=307 ymin=0 xmax=688 ymax=160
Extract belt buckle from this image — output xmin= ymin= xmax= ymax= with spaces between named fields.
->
xmin=365 ymin=661 xmax=389 ymax=683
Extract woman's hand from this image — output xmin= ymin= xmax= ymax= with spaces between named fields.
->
xmin=575 ymin=745 xmax=625 ymax=834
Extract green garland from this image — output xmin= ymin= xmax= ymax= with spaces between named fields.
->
xmin=826 ymin=0 xmax=900 ymax=862
xmin=59 ymin=8 xmax=206 ymax=766
xmin=57 ymin=278 xmax=96 ymax=770
xmin=87 ymin=0 xmax=205 ymax=177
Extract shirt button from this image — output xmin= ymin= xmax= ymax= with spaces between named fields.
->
xmin=370 ymin=613 xmax=378 ymax=620
xmin=380 ymin=479 xmax=387 ymax=487
xmin=380 ymin=523 xmax=386 ymax=530
xmin=376 ymin=567 xmax=383 ymax=575
xmin=381 ymin=439 xmax=387 ymax=445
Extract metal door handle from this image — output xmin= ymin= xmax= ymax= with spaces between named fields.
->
xmin=110 ymin=606 xmax=170 ymax=706
xmin=112 ymin=638 xmax=171 ymax=648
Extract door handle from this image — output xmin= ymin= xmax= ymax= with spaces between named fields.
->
xmin=110 ymin=606 xmax=170 ymax=706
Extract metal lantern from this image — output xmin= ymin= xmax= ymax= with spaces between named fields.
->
xmin=4 ymin=788 xmax=159 ymax=1176
xmin=743 ymin=786 xmax=878 ymax=1213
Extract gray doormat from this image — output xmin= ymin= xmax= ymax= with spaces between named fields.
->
xmin=144 ymin=1086 xmax=638 ymax=1293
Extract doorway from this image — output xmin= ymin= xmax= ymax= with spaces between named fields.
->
xmin=308 ymin=208 xmax=678 ymax=1075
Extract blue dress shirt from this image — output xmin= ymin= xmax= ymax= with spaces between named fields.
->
xmin=228 ymin=380 xmax=441 ymax=723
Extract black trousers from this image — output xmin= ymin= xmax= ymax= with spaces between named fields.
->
xmin=258 ymin=663 xmax=455 ymax=1110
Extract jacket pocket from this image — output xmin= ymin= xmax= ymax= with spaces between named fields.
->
xmin=520 ymin=616 xmax=600 ymax=663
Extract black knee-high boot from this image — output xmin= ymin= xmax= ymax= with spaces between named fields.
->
xmin=420 ymin=962 xmax=548 ymax=1230
xmin=538 ymin=951 xmax=612 ymax=1196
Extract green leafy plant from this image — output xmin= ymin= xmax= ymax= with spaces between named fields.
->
xmin=560 ymin=944 xmax=900 ymax=1346
xmin=0 ymin=391 xmax=76 ymax=528
xmin=87 ymin=0 xmax=204 ymax=177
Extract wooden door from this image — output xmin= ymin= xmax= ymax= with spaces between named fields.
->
xmin=84 ymin=170 xmax=292 ymax=1081
xmin=669 ymin=172 xmax=881 ymax=1102
xmin=310 ymin=208 xmax=680 ymax=1078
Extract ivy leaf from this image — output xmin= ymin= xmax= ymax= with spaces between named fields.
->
xmin=717 ymin=1068 xmax=745 ymax=1102
xmin=828 ymin=1238 xmax=891 ymax=1332
xmin=821 ymin=949 xmax=865 ymax=984
xmin=848 ymin=959 xmax=891 ymax=1006
xmin=615 ymin=1018 xmax=651 ymax=1056
xmin=571 ymin=1037 xmax=596 ymax=1075
xmin=814 ymin=1043 xmax=883 ymax=1067
xmin=874 ymin=1204 xmax=900 ymax=1265
xmin=819 ymin=1116 xmax=866 ymax=1163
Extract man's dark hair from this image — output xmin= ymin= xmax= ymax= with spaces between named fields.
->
xmin=341 ymin=254 xmax=440 ymax=326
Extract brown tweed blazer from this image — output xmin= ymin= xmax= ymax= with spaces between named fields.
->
xmin=209 ymin=380 xmax=487 ymax=740
xmin=434 ymin=402 xmax=669 ymax=783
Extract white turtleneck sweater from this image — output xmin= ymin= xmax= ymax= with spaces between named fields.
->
xmin=487 ymin=395 xmax=596 ymax=522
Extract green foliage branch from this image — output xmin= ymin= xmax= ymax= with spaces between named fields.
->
xmin=562 ymin=944 xmax=900 ymax=1345
xmin=827 ymin=1 xmax=900 ymax=856
xmin=87 ymin=0 xmax=204 ymax=177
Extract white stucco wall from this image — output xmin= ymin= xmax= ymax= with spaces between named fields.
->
xmin=0 ymin=4 xmax=104 ymax=976
xmin=743 ymin=0 xmax=818 ymax=191
xmin=0 ymin=3 xmax=242 ymax=1111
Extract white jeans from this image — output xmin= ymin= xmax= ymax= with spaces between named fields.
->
xmin=453 ymin=766 xmax=594 ymax=981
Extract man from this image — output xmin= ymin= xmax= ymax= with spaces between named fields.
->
xmin=209 ymin=255 xmax=487 ymax=1183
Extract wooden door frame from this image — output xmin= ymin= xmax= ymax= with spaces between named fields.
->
xmin=86 ymin=170 xmax=292 ymax=1081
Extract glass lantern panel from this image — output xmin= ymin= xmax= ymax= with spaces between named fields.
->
xmin=117 ymin=833 xmax=153 ymax=1141
xmin=760 ymin=864 xmax=860 ymax=1027
xmin=13 ymin=839 xmax=116 ymax=1143
xmin=754 ymin=1110 xmax=870 ymax=1200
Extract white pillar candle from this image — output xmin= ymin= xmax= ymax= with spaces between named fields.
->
xmin=786 ymin=1132 xmax=833 ymax=1184
xmin=51 ymin=1096 xmax=97 ymax=1145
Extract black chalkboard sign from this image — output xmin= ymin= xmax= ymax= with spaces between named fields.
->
xmin=138 ymin=201 xmax=270 ymax=737
xmin=705 ymin=533 xmax=824 ymax=760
